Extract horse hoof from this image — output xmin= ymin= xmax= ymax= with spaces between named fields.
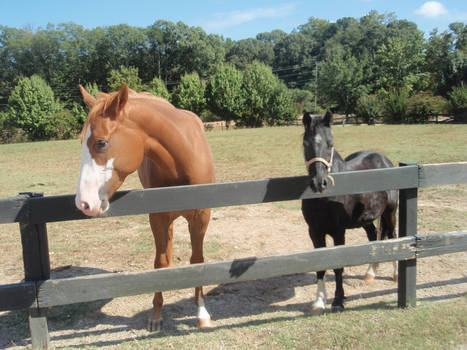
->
xmin=147 ymin=318 xmax=163 ymax=332
xmin=393 ymin=274 xmax=399 ymax=283
xmin=364 ymin=273 xmax=375 ymax=282
xmin=331 ymin=305 xmax=344 ymax=313
xmin=198 ymin=317 xmax=214 ymax=329
xmin=311 ymin=306 xmax=325 ymax=315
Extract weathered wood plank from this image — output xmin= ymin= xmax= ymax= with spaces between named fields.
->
xmin=25 ymin=166 xmax=418 ymax=223
xmin=0 ymin=282 xmax=37 ymax=310
xmin=0 ymin=195 xmax=29 ymax=224
xmin=37 ymin=237 xmax=416 ymax=307
xmin=416 ymin=231 xmax=467 ymax=258
xmin=29 ymin=308 xmax=50 ymax=349
xmin=419 ymin=162 xmax=467 ymax=187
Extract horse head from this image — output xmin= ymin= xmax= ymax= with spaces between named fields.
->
xmin=302 ymin=111 xmax=335 ymax=193
xmin=75 ymin=83 xmax=145 ymax=216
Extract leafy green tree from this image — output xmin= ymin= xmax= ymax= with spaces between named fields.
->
xmin=146 ymin=77 xmax=170 ymax=100
xmin=318 ymin=53 xmax=368 ymax=116
xmin=240 ymin=61 xmax=295 ymax=127
xmin=171 ymin=72 xmax=206 ymax=115
xmin=273 ymin=32 xmax=316 ymax=88
xmin=226 ymin=38 xmax=274 ymax=70
xmin=7 ymin=75 xmax=63 ymax=140
xmin=265 ymin=81 xmax=296 ymax=126
xmin=107 ymin=66 xmax=143 ymax=91
xmin=426 ymin=24 xmax=467 ymax=96
xmin=240 ymin=62 xmax=277 ymax=127
xmin=205 ymin=64 xmax=244 ymax=123
xmin=290 ymin=89 xmax=314 ymax=114
xmin=148 ymin=20 xmax=225 ymax=84
xmin=375 ymin=36 xmax=428 ymax=93
xmin=447 ymin=83 xmax=467 ymax=122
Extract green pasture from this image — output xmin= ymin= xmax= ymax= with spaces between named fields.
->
xmin=0 ymin=123 xmax=466 ymax=349
xmin=1 ymin=123 xmax=466 ymax=197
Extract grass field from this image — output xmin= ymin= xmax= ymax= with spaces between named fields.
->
xmin=0 ymin=123 xmax=466 ymax=349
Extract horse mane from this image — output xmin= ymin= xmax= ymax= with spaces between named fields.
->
xmin=127 ymin=88 xmax=172 ymax=106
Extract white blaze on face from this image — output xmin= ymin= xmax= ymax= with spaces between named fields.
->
xmin=75 ymin=126 xmax=114 ymax=216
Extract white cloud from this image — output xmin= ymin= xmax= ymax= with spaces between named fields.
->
xmin=205 ymin=4 xmax=296 ymax=31
xmin=415 ymin=1 xmax=448 ymax=18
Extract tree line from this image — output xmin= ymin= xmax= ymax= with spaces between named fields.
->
xmin=0 ymin=10 xmax=466 ymax=141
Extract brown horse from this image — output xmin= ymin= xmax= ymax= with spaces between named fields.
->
xmin=75 ymin=83 xmax=215 ymax=331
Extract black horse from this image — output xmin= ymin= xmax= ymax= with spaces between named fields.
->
xmin=301 ymin=111 xmax=398 ymax=314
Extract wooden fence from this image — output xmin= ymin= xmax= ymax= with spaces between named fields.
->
xmin=1 ymin=162 xmax=467 ymax=349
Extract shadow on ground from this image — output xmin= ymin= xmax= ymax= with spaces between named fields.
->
xmin=1 ymin=265 xmax=466 ymax=348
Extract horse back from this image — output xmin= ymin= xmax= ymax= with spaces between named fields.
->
xmin=344 ymin=151 xmax=394 ymax=171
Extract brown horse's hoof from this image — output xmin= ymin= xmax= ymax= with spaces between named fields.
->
xmin=311 ymin=306 xmax=325 ymax=315
xmin=364 ymin=273 xmax=375 ymax=282
xmin=393 ymin=274 xmax=399 ymax=283
xmin=147 ymin=317 xmax=163 ymax=332
xmin=197 ymin=317 xmax=214 ymax=329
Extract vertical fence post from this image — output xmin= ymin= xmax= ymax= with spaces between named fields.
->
xmin=397 ymin=163 xmax=418 ymax=308
xmin=19 ymin=192 xmax=50 ymax=349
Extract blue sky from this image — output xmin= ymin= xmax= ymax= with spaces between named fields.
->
xmin=0 ymin=1 xmax=466 ymax=40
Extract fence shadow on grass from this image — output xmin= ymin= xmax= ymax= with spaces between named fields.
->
xmin=1 ymin=268 xmax=465 ymax=348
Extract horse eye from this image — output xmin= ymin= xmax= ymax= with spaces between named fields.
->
xmin=95 ymin=139 xmax=108 ymax=152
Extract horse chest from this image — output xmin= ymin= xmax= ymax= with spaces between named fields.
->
xmin=302 ymin=194 xmax=381 ymax=231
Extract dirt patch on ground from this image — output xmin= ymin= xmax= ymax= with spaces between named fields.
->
xmin=1 ymin=203 xmax=466 ymax=348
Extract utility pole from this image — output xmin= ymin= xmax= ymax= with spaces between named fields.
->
xmin=314 ymin=63 xmax=318 ymax=113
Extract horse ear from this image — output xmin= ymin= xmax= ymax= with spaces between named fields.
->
xmin=79 ymin=85 xmax=97 ymax=108
xmin=323 ymin=111 xmax=333 ymax=127
xmin=302 ymin=111 xmax=312 ymax=129
xmin=106 ymin=83 xmax=129 ymax=119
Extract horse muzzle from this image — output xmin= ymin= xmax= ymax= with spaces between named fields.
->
xmin=75 ymin=188 xmax=110 ymax=217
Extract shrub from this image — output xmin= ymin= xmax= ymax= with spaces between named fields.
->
xmin=265 ymin=81 xmax=296 ymax=126
xmin=205 ymin=64 xmax=244 ymax=123
xmin=146 ymin=77 xmax=170 ymax=100
xmin=108 ymin=66 xmax=143 ymax=92
xmin=407 ymin=92 xmax=447 ymax=123
xmin=381 ymin=89 xmax=409 ymax=123
xmin=447 ymin=84 xmax=467 ymax=122
xmin=45 ymin=109 xmax=81 ymax=140
xmin=7 ymin=75 xmax=63 ymax=140
xmin=171 ymin=72 xmax=206 ymax=115
xmin=355 ymin=94 xmax=382 ymax=125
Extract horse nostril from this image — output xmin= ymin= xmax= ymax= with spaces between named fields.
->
xmin=81 ymin=201 xmax=90 ymax=211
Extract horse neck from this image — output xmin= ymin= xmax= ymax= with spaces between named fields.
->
xmin=331 ymin=148 xmax=346 ymax=173
xmin=130 ymin=106 xmax=195 ymax=175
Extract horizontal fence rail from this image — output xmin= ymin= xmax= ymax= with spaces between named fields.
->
xmin=1 ymin=231 xmax=466 ymax=311
xmin=0 ymin=165 xmax=420 ymax=224
xmin=1 ymin=162 xmax=465 ymax=225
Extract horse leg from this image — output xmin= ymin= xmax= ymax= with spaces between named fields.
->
xmin=382 ymin=207 xmax=398 ymax=282
xmin=363 ymin=223 xmax=379 ymax=282
xmin=147 ymin=213 xmax=174 ymax=332
xmin=187 ymin=208 xmax=213 ymax=328
xmin=331 ymin=231 xmax=346 ymax=312
xmin=309 ymin=229 xmax=327 ymax=315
